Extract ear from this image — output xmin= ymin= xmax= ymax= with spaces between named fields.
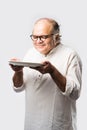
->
xmin=53 ymin=34 xmax=60 ymax=46
xmin=53 ymin=34 xmax=59 ymax=42
xmin=55 ymin=34 xmax=60 ymax=41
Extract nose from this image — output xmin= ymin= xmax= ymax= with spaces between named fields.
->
xmin=36 ymin=37 xmax=43 ymax=43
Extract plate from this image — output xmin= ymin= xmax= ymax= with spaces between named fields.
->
xmin=9 ymin=61 xmax=43 ymax=67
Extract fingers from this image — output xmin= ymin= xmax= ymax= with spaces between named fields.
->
xmin=9 ymin=64 xmax=23 ymax=72
xmin=35 ymin=61 xmax=52 ymax=74
xmin=9 ymin=58 xmax=23 ymax=72
xmin=10 ymin=58 xmax=20 ymax=61
xmin=42 ymin=61 xmax=50 ymax=65
xmin=27 ymin=61 xmax=53 ymax=74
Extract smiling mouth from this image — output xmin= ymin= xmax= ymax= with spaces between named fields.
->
xmin=35 ymin=43 xmax=46 ymax=47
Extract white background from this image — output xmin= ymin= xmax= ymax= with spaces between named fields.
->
xmin=0 ymin=0 xmax=87 ymax=129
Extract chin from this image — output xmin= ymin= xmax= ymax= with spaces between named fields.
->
xmin=38 ymin=50 xmax=45 ymax=54
xmin=35 ymin=47 xmax=44 ymax=52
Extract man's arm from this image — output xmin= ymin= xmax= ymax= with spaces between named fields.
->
xmin=31 ymin=61 xmax=66 ymax=92
xmin=50 ymin=67 xmax=66 ymax=92
xmin=12 ymin=70 xmax=24 ymax=87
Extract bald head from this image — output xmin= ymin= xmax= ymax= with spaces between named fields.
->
xmin=34 ymin=17 xmax=60 ymax=34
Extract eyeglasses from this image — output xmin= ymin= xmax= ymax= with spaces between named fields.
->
xmin=30 ymin=34 xmax=54 ymax=41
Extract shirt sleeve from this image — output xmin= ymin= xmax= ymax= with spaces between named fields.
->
xmin=13 ymin=84 xmax=25 ymax=92
xmin=62 ymin=52 xmax=82 ymax=100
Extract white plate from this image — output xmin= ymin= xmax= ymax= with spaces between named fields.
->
xmin=9 ymin=61 xmax=43 ymax=67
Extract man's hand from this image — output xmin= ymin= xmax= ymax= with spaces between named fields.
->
xmin=9 ymin=58 xmax=24 ymax=72
xmin=30 ymin=61 xmax=54 ymax=74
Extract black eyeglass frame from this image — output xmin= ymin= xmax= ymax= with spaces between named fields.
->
xmin=30 ymin=34 xmax=54 ymax=41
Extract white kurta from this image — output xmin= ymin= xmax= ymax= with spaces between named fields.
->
xmin=13 ymin=43 xmax=82 ymax=130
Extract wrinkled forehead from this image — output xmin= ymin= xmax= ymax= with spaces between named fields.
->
xmin=32 ymin=20 xmax=53 ymax=35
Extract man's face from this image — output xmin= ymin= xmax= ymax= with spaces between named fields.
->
xmin=32 ymin=20 xmax=55 ymax=55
